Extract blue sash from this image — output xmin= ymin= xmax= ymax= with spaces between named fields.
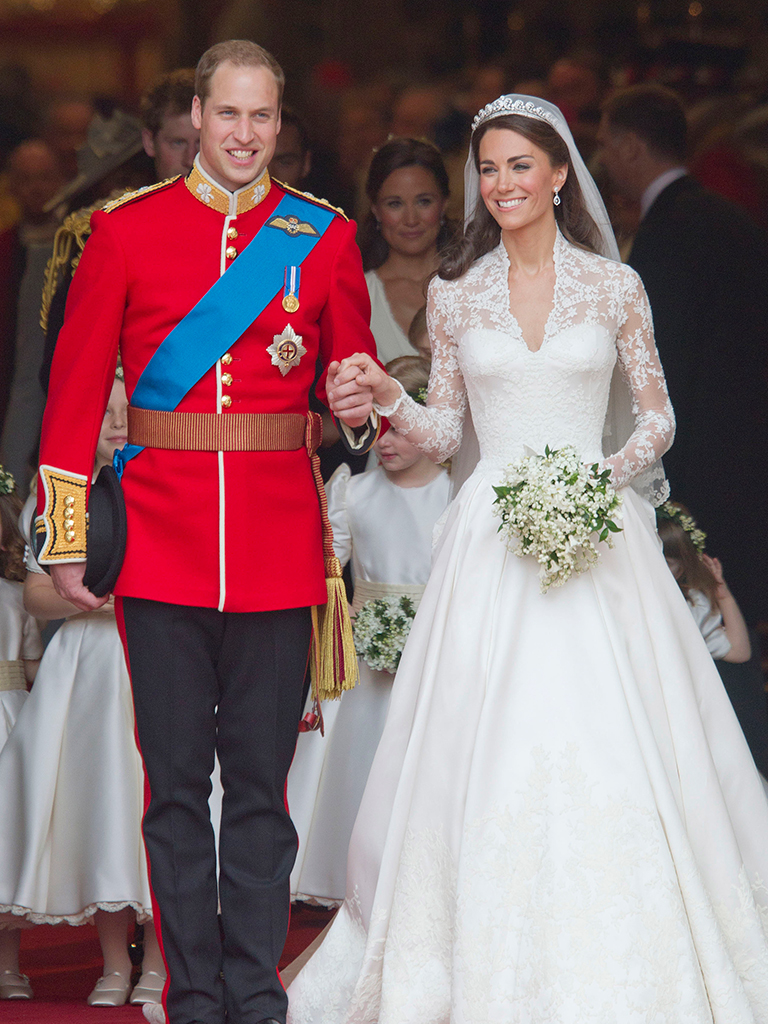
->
xmin=114 ymin=192 xmax=335 ymax=476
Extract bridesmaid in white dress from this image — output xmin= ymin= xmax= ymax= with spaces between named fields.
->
xmin=0 ymin=473 xmax=41 ymax=1002
xmin=0 ymin=375 xmax=166 ymax=1008
xmin=360 ymin=139 xmax=453 ymax=363
xmin=287 ymin=96 xmax=768 ymax=1024
xmin=0 ymin=474 xmax=41 ymax=750
xmin=288 ymin=356 xmax=450 ymax=906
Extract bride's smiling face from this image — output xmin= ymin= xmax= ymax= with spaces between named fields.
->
xmin=478 ymin=127 xmax=566 ymax=233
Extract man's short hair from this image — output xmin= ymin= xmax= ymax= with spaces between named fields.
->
xmin=141 ymin=69 xmax=196 ymax=136
xmin=602 ymin=84 xmax=688 ymax=164
xmin=195 ymin=40 xmax=285 ymax=108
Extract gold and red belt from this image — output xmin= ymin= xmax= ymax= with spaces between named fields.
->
xmin=127 ymin=406 xmax=314 ymax=453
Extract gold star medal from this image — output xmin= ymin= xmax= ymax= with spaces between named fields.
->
xmin=282 ymin=265 xmax=301 ymax=313
xmin=268 ymin=325 xmax=307 ymax=376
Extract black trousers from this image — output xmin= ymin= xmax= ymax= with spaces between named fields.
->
xmin=120 ymin=597 xmax=311 ymax=1024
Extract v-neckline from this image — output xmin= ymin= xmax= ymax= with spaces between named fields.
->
xmin=498 ymin=231 xmax=561 ymax=354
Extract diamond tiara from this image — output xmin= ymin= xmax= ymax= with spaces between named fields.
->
xmin=471 ymin=97 xmax=560 ymax=134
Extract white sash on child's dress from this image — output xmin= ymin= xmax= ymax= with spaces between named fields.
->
xmin=351 ymin=580 xmax=426 ymax=616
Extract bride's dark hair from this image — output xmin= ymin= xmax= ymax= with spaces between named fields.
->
xmin=439 ymin=114 xmax=603 ymax=281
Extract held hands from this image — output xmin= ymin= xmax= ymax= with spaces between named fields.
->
xmin=325 ymin=354 xmax=400 ymax=427
xmin=50 ymin=562 xmax=109 ymax=612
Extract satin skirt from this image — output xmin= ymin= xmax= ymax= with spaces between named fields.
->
xmin=0 ymin=689 xmax=28 ymax=750
xmin=287 ymin=476 xmax=768 ymax=1024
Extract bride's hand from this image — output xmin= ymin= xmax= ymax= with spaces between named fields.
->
xmin=326 ymin=354 xmax=400 ymax=422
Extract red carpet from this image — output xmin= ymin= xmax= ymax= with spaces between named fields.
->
xmin=6 ymin=904 xmax=334 ymax=1023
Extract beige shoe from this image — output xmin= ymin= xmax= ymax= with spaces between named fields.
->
xmin=87 ymin=970 xmax=132 ymax=1006
xmin=0 ymin=971 xmax=33 ymax=1000
xmin=129 ymin=969 xmax=166 ymax=1004
xmin=143 ymin=1001 xmax=167 ymax=1024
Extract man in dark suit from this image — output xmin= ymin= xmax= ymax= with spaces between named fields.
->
xmin=598 ymin=84 xmax=768 ymax=626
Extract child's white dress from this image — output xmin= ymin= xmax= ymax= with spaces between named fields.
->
xmin=0 ymin=541 xmax=151 ymax=927
xmin=0 ymin=578 xmax=41 ymax=748
xmin=685 ymin=588 xmax=731 ymax=659
xmin=288 ymin=464 xmax=450 ymax=904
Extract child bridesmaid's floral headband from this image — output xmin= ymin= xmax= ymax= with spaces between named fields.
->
xmin=656 ymin=501 xmax=707 ymax=554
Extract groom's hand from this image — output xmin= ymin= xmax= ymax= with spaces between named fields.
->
xmin=326 ymin=357 xmax=374 ymax=427
xmin=50 ymin=562 xmax=109 ymax=612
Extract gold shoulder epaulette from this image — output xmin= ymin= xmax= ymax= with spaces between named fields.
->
xmin=41 ymin=178 xmax=182 ymax=332
xmin=40 ymin=198 xmax=105 ymax=333
xmin=102 ymin=175 xmax=180 ymax=214
xmin=274 ymin=181 xmax=349 ymax=222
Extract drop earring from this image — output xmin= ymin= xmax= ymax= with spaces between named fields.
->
xmin=553 ymin=188 xmax=561 ymax=207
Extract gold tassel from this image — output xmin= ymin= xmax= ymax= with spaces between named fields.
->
xmin=310 ymin=557 xmax=359 ymax=702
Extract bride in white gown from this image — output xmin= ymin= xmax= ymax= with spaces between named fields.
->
xmin=287 ymin=96 xmax=768 ymax=1024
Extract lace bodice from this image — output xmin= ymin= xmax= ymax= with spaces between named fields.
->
xmin=378 ymin=232 xmax=674 ymax=489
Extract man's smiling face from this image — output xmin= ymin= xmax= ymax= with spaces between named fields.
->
xmin=192 ymin=61 xmax=281 ymax=192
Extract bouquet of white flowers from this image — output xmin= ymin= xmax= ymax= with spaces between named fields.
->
xmin=353 ymin=595 xmax=417 ymax=674
xmin=493 ymin=445 xmax=623 ymax=593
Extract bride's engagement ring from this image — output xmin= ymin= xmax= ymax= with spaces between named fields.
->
xmin=493 ymin=445 xmax=623 ymax=592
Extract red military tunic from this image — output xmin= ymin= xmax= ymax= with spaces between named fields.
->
xmin=37 ymin=161 xmax=379 ymax=612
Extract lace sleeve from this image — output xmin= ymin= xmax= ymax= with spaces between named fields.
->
xmin=374 ymin=277 xmax=467 ymax=462
xmin=600 ymin=270 xmax=675 ymax=489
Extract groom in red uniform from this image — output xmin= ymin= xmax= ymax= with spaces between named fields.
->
xmin=36 ymin=40 xmax=377 ymax=1024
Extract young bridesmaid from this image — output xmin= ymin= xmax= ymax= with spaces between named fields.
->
xmin=288 ymin=356 xmax=450 ymax=905
xmin=657 ymin=501 xmax=768 ymax=791
xmin=0 ymin=466 xmax=41 ymax=748
xmin=657 ymin=501 xmax=751 ymax=664
xmin=0 ymin=374 xmax=166 ymax=1007
xmin=0 ymin=469 xmax=42 ymax=1001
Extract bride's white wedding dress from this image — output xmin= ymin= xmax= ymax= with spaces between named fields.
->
xmin=286 ymin=231 xmax=768 ymax=1024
